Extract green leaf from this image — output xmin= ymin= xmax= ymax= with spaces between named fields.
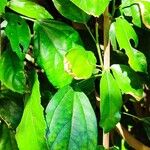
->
xmin=132 ymin=0 xmax=150 ymax=29
xmin=5 ymin=13 xmax=31 ymax=60
xmin=142 ymin=117 xmax=150 ymax=141
xmin=34 ymin=20 xmax=82 ymax=88
xmin=64 ymin=45 xmax=96 ymax=79
xmin=114 ymin=17 xmax=147 ymax=73
xmin=109 ymin=22 xmax=117 ymax=51
xmin=0 ymin=90 xmax=23 ymax=128
xmin=46 ymin=86 xmax=97 ymax=149
xmin=71 ymin=0 xmax=110 ymax=17
xmin=8 ymin=0 xmax=53 ymax=20
xmin=121 ymin=0 xmax=141 ymax=27
xmin=0 ymin=123 xmax=18 ymax=150
xmin=100 ymin=70 xmax=122 ymax=133
xmin=111 ymin=64 xmax=144 ymax=101
xmin=15 ymin=73 xmax=47 ymax=150
xmin=0 ymin=49 xmax=26 ymax=93
xmin=0 ymin=0 xmax=7 ymax=15
xmin=53 ymin=0 xmax=90 ymax=23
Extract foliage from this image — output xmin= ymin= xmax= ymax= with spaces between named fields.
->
xmin=0 ymin=0 xmax=150 ymax=149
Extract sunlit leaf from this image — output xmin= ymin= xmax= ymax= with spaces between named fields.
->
xmin=5 ymin=13 xmax=31 ymax=60
xmin=53 ymin=0 xmax=90 ymax=23
xmin=0 ymin=123 xmax=18 ymax=150
xmin=46 ymin=85 xmax=97 ymax=149
xmin=0 ymin=49 xmax=26 ymax=93
xmin=0 ymin=0 xmax=7 ymax=15
xmin=64 ymin=45 xmax=96 ymax=79
xmin=71 ymin=0 xmax=110 ymax=17
xmin=100 ymin=70 xmax=122 ymax=133
xmin=15 ymin=73 xmax=47 ymax=150
xmin=114 ymin=18 xmax=147 ymax=73
xmin=111 ymin=64 xmax=144 ymax=101
xmin=34 ymin=20 xmax=82 ymax=88
xmin=8 ymin=0 xmax=53 ymax=20
xmin=134 ymin=0 xmax=150 ymax=29
xmin=121 ymin=0 xmax=141 ymax=27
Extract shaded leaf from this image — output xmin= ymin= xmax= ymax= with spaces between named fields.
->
xmin=109 ymin=22 xmax=117 ymax=50
xmin=15 ymin=73 xmax=47 ymax=150
xmin=114 ymin=17 xmax=147 ymax=72
xmin=141 ymin=117 xmax=150 ymax=141
xmin=100 ymin=70 xmax=122 ymax=133
xmin=8 ymin=0 xmax=53 ymax=20
xmin=111 ymin=64 xmax=144 ymax=101
xmin=71 ymin=0 xmax=110 ymax=17
xmin=64 ymin=45 xmax=96 ymax=79
xmin=46 ymin=86 xmax=97 ymax=150
xmin=0 ymin=123 xmax=18 ymax=150
xmin=53 ymin=0 xmax=90 ymax=23
xmin=0 ymin=49 xmax=26 ymax=93
xmin=0 ymin=90 xmax=23 ymax=128
xmin=34 ymin=20 xmax=82 ymax=88
xmin=0 ymin=0 xmax=7 ymax=15
xmin=5 ymin=13 xmax=31 ymax=60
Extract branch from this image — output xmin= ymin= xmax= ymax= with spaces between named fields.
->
xmin=116 ymin=123 xmax=150 ymax=150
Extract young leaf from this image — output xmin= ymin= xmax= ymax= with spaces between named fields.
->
xmin=34 ymin=20 xmax=82 ymax=88
xmin=0 ymin=0 xmax=7 ymax=15
xmin=46 ymin=86 xmax=97 ymax=149
xmin=5 ymin=13 xmax=31 ymax=60
xmin=0 ymin=123 xmax=18 ymax=150
xmin=64 ymin=45 xmax=96 ymax=79
xmin=53 ymin=0 xmax=90 ymax=23
xmin=111 ymin=64 xmax=144 ymax=101
xmin=71 ymin=0 xmax=110 ymax=17
xmin=15 ymin=73 xmax=47 ymax=150
xmin=0 ymin=49 xmax=26 ymax=93
xmin=100 ymin=70 xmax=122 ymax=133
xmin=114 ymin=18 xmax=147 ymax=73
xmin=8 ymin=0 xmax=53 ymax=20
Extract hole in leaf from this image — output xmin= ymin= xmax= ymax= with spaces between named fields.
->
xmin=19 ymin=44 xmax=24 ymax=53
xmin=130 ymin=39 xmax=136 ymax=47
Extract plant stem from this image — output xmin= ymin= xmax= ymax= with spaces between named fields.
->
xmin=84 ymin=23 xmax=96 ymax=43
xmin=21 ymin=16 xmax=36 ymax=22
xmin=122 ymin=112 xmax=142 ymax=121
xmin=111 ymin=0 xmax=116 ymax=17
xmin=103 ymin=7 xmax=111 ymax=149
xmin=95 ymin=19 xmax=104 ymax=68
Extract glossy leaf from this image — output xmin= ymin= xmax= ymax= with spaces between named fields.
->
xmin=53 ymin=0 xmax=90 ymax=23
xmin=111 ymin=64 xmax=144 ymax=101
xmin=64 ymin=46 xmax=96 ymax=79
xmin=71 ymin=0 xmax=110 ymax=17
xmin=121 ymin=0 xmax=141 ymax=27
xmin=46 ymin=86 xmax=97 ymax=149
xmin=8 ymin=0 xmax=53 ymax=20
xmin=114 ymin=18 xmax=147 ymax=73
xmin=100 ymin=70 xmax=122 ymax=133
xmin=34 ymin=20 xmax=82 ymax=88
xmin=15 ymin=73 xmax=47 ymax=150
xmin=0 ymin=123 xmax=18 ymax=150
xmin=0 ymin=49 xmax=26 ymax=93
xmin=5 ymin=13 xmax=31 ymax=60
xmin=0 ymin=0 xmax=7 ymax=15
